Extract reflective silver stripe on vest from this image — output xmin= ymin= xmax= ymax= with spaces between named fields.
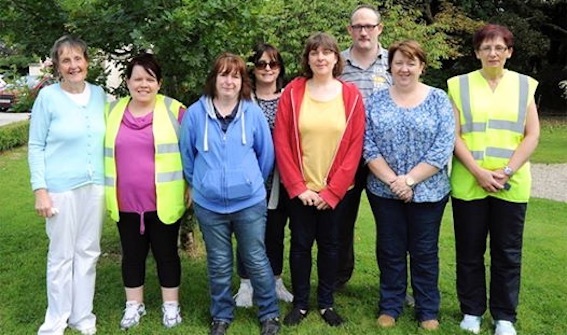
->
xmin=459 ymin=75 xmax=486 ymax=133
xmin=164 ymin=97 xmax=180 ymax=139
xmin=459 ymin=74 xmax=529 ymax=134
xmin=486 ymin=147 xmax=514 ymax=159
xmin=157 ymin=170 xmax=184 ymax=183
xmin=470 ymin=147 xmax=514 ymax=160
xmin=104 ymin=147 xmax=114 ymax=157
xmin=107 ymin=100 xmax=120 ymax=116
xmin=105 ymin=176 xmax=115 ymax=186
xmin=157 ymin=143 xmax=180 ymax=154
xmin=471 ymin=151 xmax=484 ymax=160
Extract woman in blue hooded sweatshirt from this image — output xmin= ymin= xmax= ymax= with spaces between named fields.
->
xmin=180 ymin=53 xmax=280 ymax=335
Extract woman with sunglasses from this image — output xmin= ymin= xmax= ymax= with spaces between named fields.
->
xmin=233 ymin=43 xmax=294 ymax=308
xmin=274 ymin=32 xmax=365 ymax=327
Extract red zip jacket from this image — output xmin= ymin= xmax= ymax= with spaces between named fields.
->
xmin=273 ymin=77 xmax=365 ymax=209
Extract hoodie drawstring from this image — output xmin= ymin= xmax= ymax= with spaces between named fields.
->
xmin=203 ymin=97 xmax=247 ymax=151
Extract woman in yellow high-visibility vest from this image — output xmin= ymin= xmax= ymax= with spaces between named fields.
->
xmin=104 ymin=53 xmax=186 ymax=330
xmin=447 ymin=24 xmax=540 ymax=335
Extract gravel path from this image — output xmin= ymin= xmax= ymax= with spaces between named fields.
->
xmin=531 ymin=163 xmax=567 ymax=203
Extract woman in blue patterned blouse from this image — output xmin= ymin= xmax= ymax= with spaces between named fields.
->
xmin=363 ymin=40 xmax=455 ymax=331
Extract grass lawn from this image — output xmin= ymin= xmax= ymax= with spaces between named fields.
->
xmin=0 ymin=117 xmax=565 ymax=334
xmin=531 ymin=117 xmax=567 ymax=163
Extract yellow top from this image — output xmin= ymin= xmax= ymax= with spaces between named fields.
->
xmin=299 ymin=88 xmax=346 ymax=192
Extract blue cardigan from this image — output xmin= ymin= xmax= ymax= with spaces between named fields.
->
xmin=28 ymin=83 xmax=106 ymax=192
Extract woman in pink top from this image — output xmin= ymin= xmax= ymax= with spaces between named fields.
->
xmin=104 ymin=53 xmax=186 ymax=330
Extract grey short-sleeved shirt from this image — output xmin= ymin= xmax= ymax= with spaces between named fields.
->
xmin=340 ymin=47 xmax=392 ymax=103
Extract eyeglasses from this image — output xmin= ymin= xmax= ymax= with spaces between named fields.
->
xmin=478 ymin=45 xmax=508 ymax=54
xmin=350 ymin=24 xmax=379 ymax=32
xmin=255 ymin=60 xmax=280 ymax=70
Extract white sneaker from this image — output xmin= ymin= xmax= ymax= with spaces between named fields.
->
xmin=234 ymin=279 xmax=253 ymax=308
xmin=460 ymin=314 xmax=482 ymax=334
xmin=80 ymin=327 xmax=96 ymax=335
xmin=120 ymin=301 xmax=146 ymax=330
xmin=162 ymin=302 xmax=182 ymax=328
xmin=405 ymin=293 xmax=415 ymax=307
xmin=69 ymin=325 xmax=96 ymax=335
xmin=275 ymin=277 xmax=293 ymax=302
xmin=495 ymin=320 xmax=517 ymax=335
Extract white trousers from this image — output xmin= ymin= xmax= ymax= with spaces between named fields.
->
xmin=38 ymin=184 xmax=104 ymax=335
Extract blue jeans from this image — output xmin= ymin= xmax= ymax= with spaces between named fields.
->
xmin=194 ymin=201 xmax=279 ymax=323
xmin=368 ymin=193 xmax=448 ymax=321
xmin=237 ymin=185 xmax=290 ymax=278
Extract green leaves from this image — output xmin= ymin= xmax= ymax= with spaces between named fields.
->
xmin=3 ymin=0 xmax=563 ymax=113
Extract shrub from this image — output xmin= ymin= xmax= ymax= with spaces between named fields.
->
xmin=8 ymin=85 xmax=36 ymax=113
xmin=0 ymin=120 xmax=29 ymax=152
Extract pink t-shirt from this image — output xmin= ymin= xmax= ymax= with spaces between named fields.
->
xmin=114 ymin=107 xmax=184 ymax=232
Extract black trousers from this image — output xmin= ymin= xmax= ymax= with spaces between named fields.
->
xmin=336 ymin=160 xmax=368 ymax=286
xmin=117 ymin=211 xmax=181 ymax=288
xmin=452 ymin=197 xmax=527 ymax=322
xmin=288 ymin=188 xmax=356 ymax=309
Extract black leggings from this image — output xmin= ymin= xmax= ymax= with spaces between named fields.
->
xmin=117 ymin=211 xmax=181 ymax=288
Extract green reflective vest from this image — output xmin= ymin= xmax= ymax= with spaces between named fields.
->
xmin=447 ymin=70 xmax=537 ymax=202
xmin=104 ymin=94 xmax=186 ymax=223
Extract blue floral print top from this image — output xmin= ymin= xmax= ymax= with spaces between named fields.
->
xmin=363 ymin=87 xmax=455 ymax=202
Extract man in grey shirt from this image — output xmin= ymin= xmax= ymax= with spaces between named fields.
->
xmin=337 ymin=4 xmax=392 ymax=288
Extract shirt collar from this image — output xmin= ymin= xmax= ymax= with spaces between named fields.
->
xmin=344 ymin=44 xmax=386 ymax=67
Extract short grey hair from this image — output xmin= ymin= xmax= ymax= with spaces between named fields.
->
xmin=50 ymin=35 xmax=89 ymax=76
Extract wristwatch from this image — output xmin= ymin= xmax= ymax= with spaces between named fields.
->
xmin=405 ymin=176 xmax=415 ymax=188
xmin=503 ymin=166 xmax=514 ymax=177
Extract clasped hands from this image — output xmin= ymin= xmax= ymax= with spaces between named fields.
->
xmin=298 ymin=190 xmax=330 ymax=210
xmin=389 ymin=175 xmax=413 ymax=203
xmin=475 ymin=168 xmax=510 ymax=193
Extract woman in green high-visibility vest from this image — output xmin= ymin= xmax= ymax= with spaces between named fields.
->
xmin=447 ymin=24 xmax=540 ymax=335
xmin=104 ymin=53 xmax=186 ymax=330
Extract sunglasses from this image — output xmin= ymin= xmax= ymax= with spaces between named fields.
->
xmin=255 ymin=60 xmax=280 ymax=70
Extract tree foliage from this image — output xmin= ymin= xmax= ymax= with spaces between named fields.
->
xmin=1 ymin=0 xmax=565 ymax=113
xmin=0 ymin=0 xmax=456 ymax=103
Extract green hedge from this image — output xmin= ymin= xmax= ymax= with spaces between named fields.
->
xmin=0 ymin=120 xmax=29 ymax=152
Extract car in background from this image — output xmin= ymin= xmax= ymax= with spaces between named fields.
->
xmin=0 ymin=75 xmax=12 ymax=111
xmin=0 ymin=75 xmax=54 ymax=112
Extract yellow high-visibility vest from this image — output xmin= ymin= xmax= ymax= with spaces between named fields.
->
xmin=448 ymin=70 xmax=537 ymax=202
xmin=104 ymin=94 xmax=186 ymax=223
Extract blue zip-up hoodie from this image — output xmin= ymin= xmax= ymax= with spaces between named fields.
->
xmin=180 ymin=96 xmax=274 ymax=214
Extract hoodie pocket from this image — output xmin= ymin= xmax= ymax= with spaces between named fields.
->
xmin=225 ymin=169 xmax=262 ymax=201
xmin=196 ymin=168 xmax=262 ymax=202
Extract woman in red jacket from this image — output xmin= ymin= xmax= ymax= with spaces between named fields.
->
xmin=273 ymin=32 xmax=365 ymax=328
